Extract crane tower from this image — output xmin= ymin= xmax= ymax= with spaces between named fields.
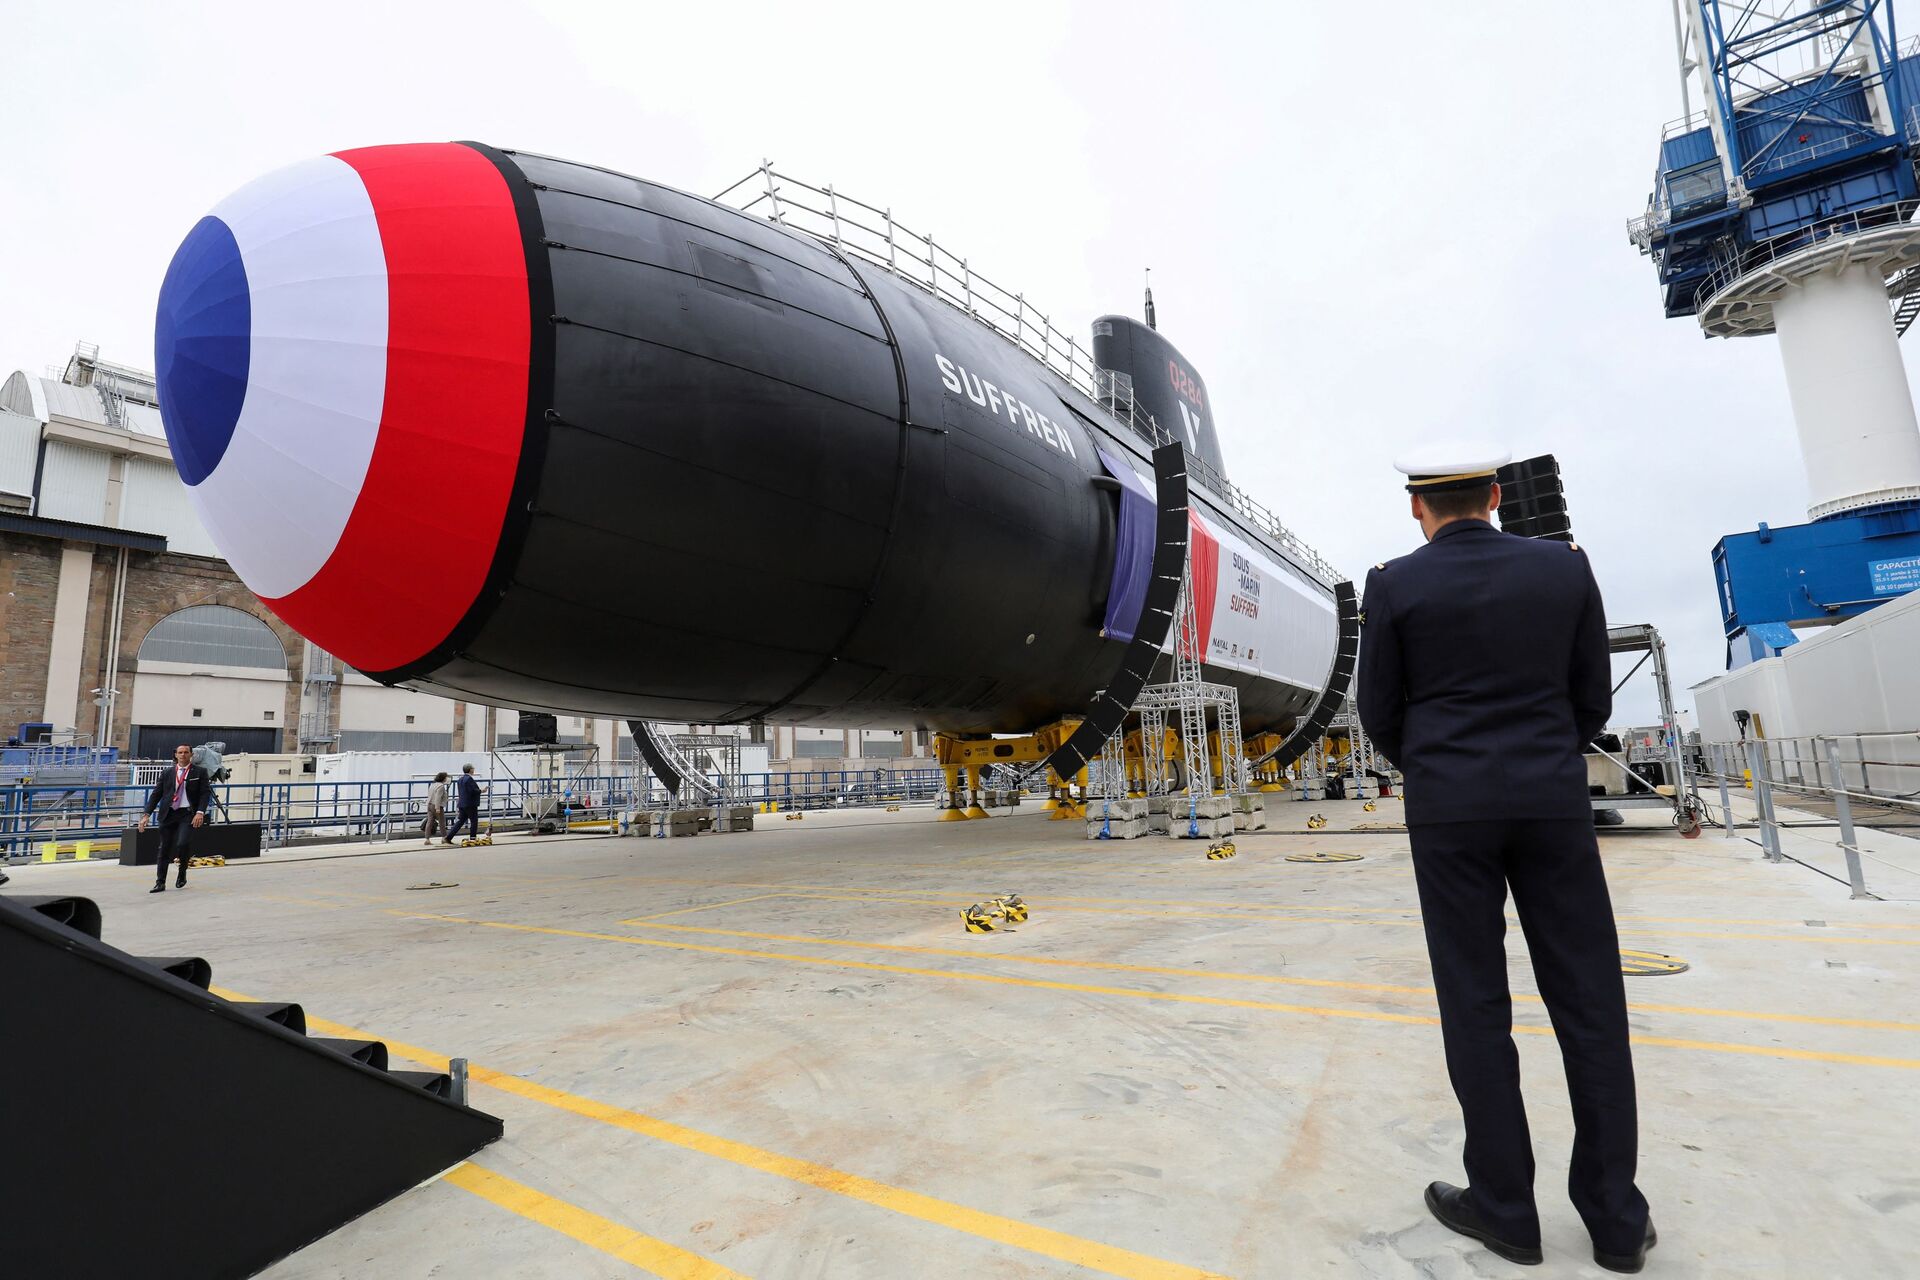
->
xmin=1631 ymin=1 xmax=1920 ymax=664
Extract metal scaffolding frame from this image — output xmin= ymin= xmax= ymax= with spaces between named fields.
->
xmin=1129 ymin=551 xmax=1249 ymax=802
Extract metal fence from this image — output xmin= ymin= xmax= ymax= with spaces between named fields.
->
xmin=712 ymin=164 xmax=1342 ymax=587
xmin=1 ymin=768 xmax=946 ymax=861
xmin=1693 ymin=733 xmax=1920 ymax=901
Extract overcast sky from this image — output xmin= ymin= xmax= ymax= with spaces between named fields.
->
xmin=6 ymin=0 xmax=1903 ymax=725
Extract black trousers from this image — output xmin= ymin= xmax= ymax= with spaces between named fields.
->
xmin=1408 ymin=818 xmax=1650 ymax=1254
xmin=448 ymin=805 xmax=480 ymax=841
xmin=154 ymin=814 xmax=195 ymax=885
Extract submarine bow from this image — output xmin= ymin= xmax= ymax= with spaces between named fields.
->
xmin=156 ymin=142 xmax=1343 ymax=734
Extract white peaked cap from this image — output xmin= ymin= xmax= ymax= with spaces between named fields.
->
xmin=1393 ymin=442 xmax=1512 ymax=492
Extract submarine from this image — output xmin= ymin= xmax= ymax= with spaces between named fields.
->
xmin=153 ymin=141 xmax=1347 ymax=736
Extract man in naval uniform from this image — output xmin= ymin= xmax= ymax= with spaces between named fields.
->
xmin=1356 ymin=445 xmax=1655 ymax=1273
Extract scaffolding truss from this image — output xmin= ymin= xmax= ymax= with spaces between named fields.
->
xmin=1125 ymin=549 xmax=1249 ymax=803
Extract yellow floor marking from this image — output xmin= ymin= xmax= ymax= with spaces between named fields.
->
xmin=621 ymin=915 xmax=1439 ymax=996
xmin=246 ymin=891 xmax=354 ymax=912
xmin=746 ymin=889 xmax=1427 ymax=929
xmin=614 ymin=918 xmax=1920 ymax=1035
xmin=444 ymin=1163 xmax=746 ymax=1278
xmin=210 ymin=987 xmax=1226 ymax=1280
xmin=626 ymin=894 xmax=793 ymax=922
xmin=687 ymin=888 xmax=1920 ymax=947
xmin=388 ymin=914 xmax=1920 ymax=1070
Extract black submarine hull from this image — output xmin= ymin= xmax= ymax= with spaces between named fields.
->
xmin=161 ymin=142 xmax=1341 ymax=734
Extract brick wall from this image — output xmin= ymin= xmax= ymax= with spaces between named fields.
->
xmin=0 ymin=530 xmax=63 ymax=736
xmin=40 ymin=546 xmax=308 ymax=753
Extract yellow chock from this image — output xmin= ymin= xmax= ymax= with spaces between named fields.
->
xmin=962 ymin=903 xmax=1001 ymax=933
xmin=885 ymin=804 xmax=902 ymax=813
xmin=1362 ymin=800 xmax=1377 ymax=812
xmin=989 ymin=894 xmax=1029 ymax=924
xmin=1206 ymin=840 xmax=1237 ymax=860
xmin=785 ymin=812 xmax=805 ymax=821
xmin=1048 ymin=800 xmax=1084 ymax=820
xmin=1305 ymin=813 xmax=1329 ymax=830
xmin=939 ymin=807 xmax=971 ymax=822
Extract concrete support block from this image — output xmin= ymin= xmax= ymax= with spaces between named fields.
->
xmin=1172 ymin=795 xmax=1232 ymax=820
xmin=649 ymin=811 xmax=703 ymax=837
xmin=1093 ymin=798 xmax=1148 ymax=820
xmin=1298 ymin=782 xmax=1324 ymax=802
xmin=1231 ymin=794 xmax=1268 ymax=831
xmin=1085 ymin=815 xmax=1150 ymax=840
xmin=1170 ymin=814 xmax=1236 ymax=840
xmin=710 ymin=806 xmax=755 ymax=832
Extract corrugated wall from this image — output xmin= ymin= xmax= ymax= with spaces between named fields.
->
xmin=35 ymin=440 xmax=110 ymax=524
xmin=0 ymin=410 xmax=39 ymax=497
xmin=120 ymin=456 xmax=217 ymax=555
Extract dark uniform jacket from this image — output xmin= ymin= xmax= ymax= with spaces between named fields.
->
xmin=455 ymin=773 xmax=482 ymax=808
xmin=1356 ymin=519 xmax=1610 ymax=825
xmin=145 ymin=764 xmax=213 ymax=821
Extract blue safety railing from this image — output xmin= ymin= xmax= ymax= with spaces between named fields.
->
xmin=1 ymin=768 xmax=945 ymax=861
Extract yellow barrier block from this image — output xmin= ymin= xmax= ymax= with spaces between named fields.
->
xmin=41 ymin=843 xmax=58 ymax=862
xmin=75 ymin=841 xmax=92 ymax=860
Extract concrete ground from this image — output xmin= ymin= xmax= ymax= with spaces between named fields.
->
xmin=14 ymin=797 xmax=1920 ymax=1278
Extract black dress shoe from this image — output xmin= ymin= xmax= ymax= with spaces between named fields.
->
xmin=1595 ymin=1220 xmax=1657 ymax=1274
xmin=150 ymin=885 xmax=165 ymax=893
xmin=175 ymin=879 xmax=187 ymax=889
xmin=1424 ymin=1182 xmax=1543 ymax=1266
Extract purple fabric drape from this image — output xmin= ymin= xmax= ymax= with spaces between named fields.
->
xmin=1097 ymin=447 xmax=1155 ymax=642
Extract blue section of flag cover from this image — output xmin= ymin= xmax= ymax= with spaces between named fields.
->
xmin=155 ymin=216 xmax=250 ymax=485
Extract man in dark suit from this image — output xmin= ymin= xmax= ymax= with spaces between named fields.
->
xmin=1357 ymin=446 xmax=1655 ymax=1273
xmin=447 ymin=764 xmax=483 ymax=844
xmin=139 ymin=743 xmax=212 ymax=893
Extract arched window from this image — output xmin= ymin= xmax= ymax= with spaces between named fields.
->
xmin=138 ymin=605 xmax=287 ymax=671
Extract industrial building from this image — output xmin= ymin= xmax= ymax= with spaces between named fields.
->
xmin=0 ymin=343 xmax=926 ymax=769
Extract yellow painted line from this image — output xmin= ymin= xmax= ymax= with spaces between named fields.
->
xmin=1613 ymin=925 xmax=1920 ymax=947
xmin=706 ymin=888 xmax=1920 ymax=947
xmin=620 ymin=915 xmax=1437 ymax=997
xmin=626 ymin=894 xmax=792 ymax=922
xmin=210 ymin=987 xmax=1227 ymax=1280
xmin=444 ymin=1163 xmax=747 ymax=1278
xmin=749 ymin=889 xmax=1422 ymax=929
xmin=388 ymin=914 xmax=1920 ymax=1070
xmin=614 ymin=918 xmax=1920 ymax=1035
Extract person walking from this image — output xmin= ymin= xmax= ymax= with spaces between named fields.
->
xmin=447 ymin=764 xmax=482 ymax=844
xmin=425 ymin=772 xmax=450 ymax=844
xmin=139 ymin=744 xmax=212 ymax=893
xmin=1356 ymin=445 xmax=1654 ymax=1273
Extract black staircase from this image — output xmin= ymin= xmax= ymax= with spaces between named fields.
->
xmin=1 ymin=892 xmax=503 ymax=1279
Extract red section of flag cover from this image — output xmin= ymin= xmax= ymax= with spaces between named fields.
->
xmin=264 ymin=142 xmax=529 ymax=672
xmin=1185 ymin=510 xmax=1221 ymax=660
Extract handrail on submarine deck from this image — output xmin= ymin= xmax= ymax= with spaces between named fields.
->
xmin=715 ymin=163 xmax=1342 ymax=587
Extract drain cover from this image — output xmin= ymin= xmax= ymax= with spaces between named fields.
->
xmin=1620 ymin=949 xmax=1688 ymax=977
xmin=1286 ymin=851 xmax=1364 ymax=864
